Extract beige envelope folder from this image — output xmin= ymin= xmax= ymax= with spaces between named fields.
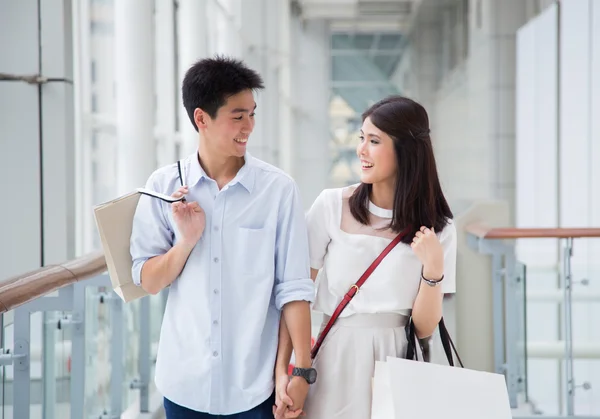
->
xmin=93 ymin=188 xmax=183 ymax=302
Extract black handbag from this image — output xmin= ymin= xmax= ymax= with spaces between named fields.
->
xmin=405 ymin=317 xmax=464 ymax=368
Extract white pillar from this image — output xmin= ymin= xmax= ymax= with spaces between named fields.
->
xmin=177 ymin=0 xmax=208 ymax=157
xmin=114 ymin=0 xmax=155 ymax=193
xmin=487 ymin=1 xmax=531 ymax=224
xmin=240 ymin=0 xmax=278 ymax=164
xmin=291 ymin=19 xmax=331 ymax=208
xmin=155 ymin=0 xmax=177 ymax=167
xmin=278 ymin=0 xmax=294 ymax=175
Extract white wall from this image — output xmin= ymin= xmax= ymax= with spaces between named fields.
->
xmin=515 ymin=0 xmax=600 ymax=415
xmin=558 ymin=0 xmax=600 ymax=414
xmin=515 ymin=4 xmax=561 ymax=413
xmin=391 ymin=0 xmax=553 ymax=217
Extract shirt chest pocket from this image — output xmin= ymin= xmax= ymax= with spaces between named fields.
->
xmin=236 ymin=227 xmax=275 ymax=277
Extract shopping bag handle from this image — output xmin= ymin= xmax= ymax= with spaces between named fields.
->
xmin=405 ymin=317 xmax=464 ymax=368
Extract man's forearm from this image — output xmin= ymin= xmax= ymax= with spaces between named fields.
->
xmin=140 ymin=241 xmax=195 ymax=294
xmin=275 ymin=315 xmax=294 ymax=376
xmin=282 ymin=300 xmax=312 ymax=368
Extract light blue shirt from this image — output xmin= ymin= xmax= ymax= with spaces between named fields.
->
xmin=130 ymin=152 xmax=315 ymax=414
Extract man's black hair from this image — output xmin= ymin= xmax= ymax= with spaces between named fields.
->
xmin=182 ymin=55 xmax=264 ymax=131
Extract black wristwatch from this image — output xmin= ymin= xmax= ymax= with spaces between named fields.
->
xmin=291 ymin=367 xmax=317 ymax=384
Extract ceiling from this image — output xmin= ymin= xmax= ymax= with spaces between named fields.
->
xmin=294 ymin=0 xmax=422 ymax=112
xmin=295 ymin=0 xmax=421 ymax=31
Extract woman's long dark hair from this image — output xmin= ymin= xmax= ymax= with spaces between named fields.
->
xmin=349 ymin=96 xmax=453 ymax=244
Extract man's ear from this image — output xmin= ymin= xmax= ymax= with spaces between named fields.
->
xmin=194 ymin=108 xmax=209 ymax=129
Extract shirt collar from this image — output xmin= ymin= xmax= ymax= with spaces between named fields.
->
xmin=186 ymin=150 xmax=255 ymax=193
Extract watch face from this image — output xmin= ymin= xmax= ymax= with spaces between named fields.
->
xmin=308 ymin=368 xmax=317 ymax=383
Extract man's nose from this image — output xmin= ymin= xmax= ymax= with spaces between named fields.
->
xmin=242 ymin=116 xmax=254 ymax=132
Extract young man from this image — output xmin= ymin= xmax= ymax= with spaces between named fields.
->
xmin=130 ymin=56 xmax=316 ymax=418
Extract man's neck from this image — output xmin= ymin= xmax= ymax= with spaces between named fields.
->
xmin=197 ymin=146 xmax=244 ymax=190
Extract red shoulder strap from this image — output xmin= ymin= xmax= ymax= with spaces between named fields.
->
xmin=310 ymin=228 xmax=410 ymax=360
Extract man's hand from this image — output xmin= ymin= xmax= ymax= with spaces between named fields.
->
xmin=171 ymin=186 xmax=205 ymax=246
xmin=273 ymin=374 xmax=306 ymax=419
xmin=285 ymin=376 xmax=309 ymax=418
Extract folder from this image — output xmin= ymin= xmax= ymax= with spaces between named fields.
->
xmin=93 ymin=188 xmax=184 ymax=302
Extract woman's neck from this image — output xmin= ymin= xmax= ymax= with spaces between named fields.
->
xmin=369 ymin=180 xmax=395 ymax=210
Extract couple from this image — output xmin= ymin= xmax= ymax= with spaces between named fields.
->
xmin=130 ymin=56 xmax=457 ymax=419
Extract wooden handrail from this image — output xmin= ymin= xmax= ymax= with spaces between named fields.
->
xmin=0 ymin=251 xmax=107 ymax=313
xmin=466 ymin=223 xmax=600 ymax=239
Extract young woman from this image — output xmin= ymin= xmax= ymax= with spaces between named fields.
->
xmin=274 ymin=96 xmax=457 ymax=419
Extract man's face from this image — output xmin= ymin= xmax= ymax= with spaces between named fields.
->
xmin=201 ymin=89 xmax=256 ymax=159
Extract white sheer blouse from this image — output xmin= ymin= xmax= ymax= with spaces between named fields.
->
xmin=306 ymin=186 xmax=457 ymax=317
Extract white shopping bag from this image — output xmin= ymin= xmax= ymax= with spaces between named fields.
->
xmin=371 ymin=361 xmax=395 ymax=419
xmin=372 ymin=356 xmax=512 ymax=419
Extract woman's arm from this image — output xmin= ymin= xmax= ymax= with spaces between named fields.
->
xmin=410 ymin=266 xmax=444 ymax=338
xmin=409 ymin=226 xmax=447 ymax=338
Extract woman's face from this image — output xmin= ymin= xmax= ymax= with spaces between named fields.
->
xmin=356 ymin=116 xmax=397 ymax=186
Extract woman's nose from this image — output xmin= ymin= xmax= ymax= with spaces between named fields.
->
xmin=357 ymin=141 xmax=366 ymax=157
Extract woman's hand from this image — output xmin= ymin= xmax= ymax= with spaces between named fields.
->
xmin=411 ymin=226 xmax=444 ymax=279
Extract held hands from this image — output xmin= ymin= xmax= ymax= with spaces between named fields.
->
xmin=274 ymin=374 xmax=307 ymax=419
xmin=411 ymin=226 xmax=444 ymax=278
xmin=171 ymin=186 xmax=205 ymax=246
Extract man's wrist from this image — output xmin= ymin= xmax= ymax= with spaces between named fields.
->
xmin=293 ymin=355 xmax=312 ymax=369
xmin=176 ymin=239 xmax=197 ymax=253
xmin=290 ymin=375 xmax=310 ymax=386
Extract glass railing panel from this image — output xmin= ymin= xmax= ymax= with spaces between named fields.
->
xmin=122 ymin=299 xmax=141 ymax=408
xmin=83 ymin=285 xmax=112 ymax=417
xmin=41 ymin=311 xmax=72 ymax=419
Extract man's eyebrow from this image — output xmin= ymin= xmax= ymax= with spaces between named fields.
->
xmin=230 ymin=103 xmax=257 ymax=113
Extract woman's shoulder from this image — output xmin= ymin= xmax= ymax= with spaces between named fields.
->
xmin=311 ymin=184 xmax=360 ymax=208
xmin=437 ymin=218 xmax=457 ymax=245
xmin=340 ymin=183 xmax=360 ymax=200
xmin=313 ymin=185 xmax=348 ymax=202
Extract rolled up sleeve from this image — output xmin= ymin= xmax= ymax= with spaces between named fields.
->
xmin=273 ymin=181 xmax=315 ymax=310
xmin=130 ymin=172 xmax=174 ymax=286
xmin=305 ymin=189 xmax=331 ymax=269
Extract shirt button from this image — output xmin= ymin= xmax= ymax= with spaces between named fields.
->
xmin=213 ymin=257 xmax=219 ymax=263
xmin=213 ymin=289 xmax=219 ymax=295
xmin=213 ymin=351 xmax=219 ymax=357
xmin=214 ymin=226 xmax=219 ymax=232
xmin=213 ymin=320 xmax=218 ymax=326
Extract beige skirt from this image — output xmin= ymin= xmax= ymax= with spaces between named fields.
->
xmin=303 ymin=313 xmax=409 ymax=419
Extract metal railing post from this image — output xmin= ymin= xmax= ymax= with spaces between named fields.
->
xmin=563 ymin=237 xmax=575 ymax=416
xmin=13 ymin=306 xmax=31 ymax=419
